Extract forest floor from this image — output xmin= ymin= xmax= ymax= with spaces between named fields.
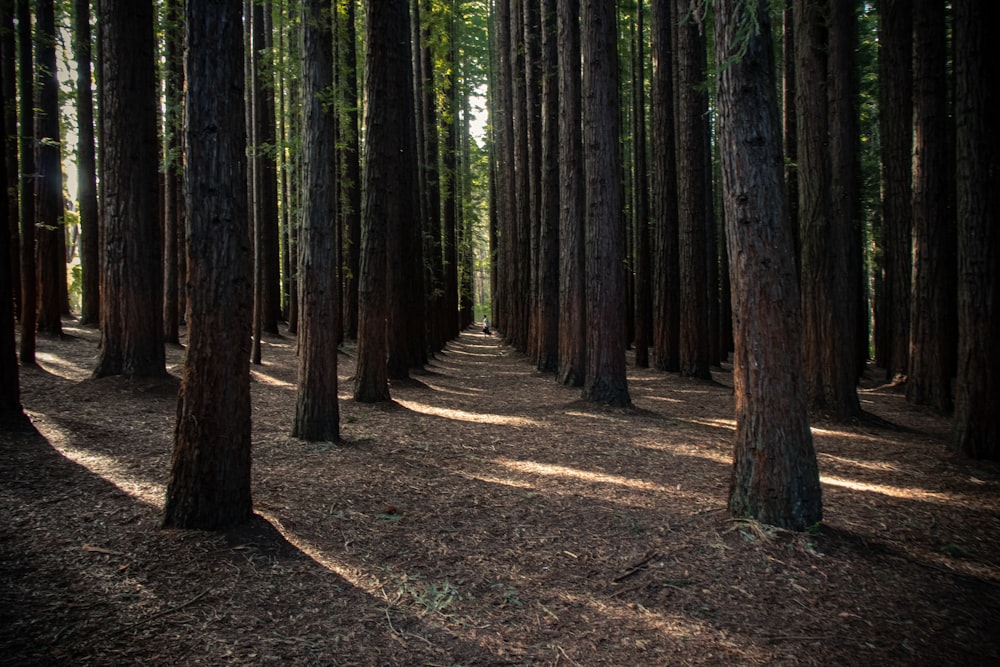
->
xmin=1 ymin=319 xmax=999 ymax=666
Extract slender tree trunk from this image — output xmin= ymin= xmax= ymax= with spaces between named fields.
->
xmin=163 ymin=0 xmax=252 ymax=531
xmin=339 ymin=0 xmax=361 ymax=341
xmin=1 ymin=1 xmax=19 ymax=321
xmin=782 ymin=0 xmax=799 ymax=278
xmin=581 ymin=0 xmax=630 ymax=407
xmin=293 ymin=0 xmax=340 ymax=440
xmin=536 ymin=0 xmax=559 ymax=373
xmin=161 ymin=0 xmax=183 ymax=342
xmin=715 ymin=0 xmax=821 ymax=531
xmin=556 ymin=0 xmax=585 ymax=387
xmin=33 ymin=0 xmax=63 ymax=337
xmin=877 ymin=0 xmax=911 ymax=380
xmin=258 ymin=0 xmax=281 ymax=335
xmin=953 ymin=0 xmax=1000 ymax=459
xmin=632 ymin=1 xmax=650 ymax=369
xmin=16 ymin=0 xmax=35 ymax=363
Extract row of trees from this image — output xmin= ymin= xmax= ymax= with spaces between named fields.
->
xmin=1 ymin=1 xmax=997 ymax=532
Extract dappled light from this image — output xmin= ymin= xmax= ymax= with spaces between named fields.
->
xmin=393 ymin=397 xmax=544 ymax=427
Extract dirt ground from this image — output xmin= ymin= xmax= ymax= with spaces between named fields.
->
xmin=1 ymin=319 xmax=998 ymax=666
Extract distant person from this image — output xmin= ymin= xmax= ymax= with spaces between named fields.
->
xmin=482 ymin=316 xmax=491 ymax=335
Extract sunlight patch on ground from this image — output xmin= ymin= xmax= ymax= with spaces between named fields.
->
xmin=32 ymin=414 xmax=165 ymax=507
xmin=35 ymin=352 xmax=90 ymax=382
xmin=394 ymin=399 xmax=543 ymax=427
xmin=820 ymin=474 xmax=961 ymax=505
xmin=251 ymin=369 xmax=295 ymax=388
xmin=686 ymin=417 xmax=738 ymax=431
xmin=453 ymin=470 xmax=539 ymax=491
xmin=493 ymin=458 xmax=672 ymax=494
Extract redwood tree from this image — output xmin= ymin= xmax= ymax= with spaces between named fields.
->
xmin=715 ymin=0 xmax=822 ymax=531
xmin=94 ymin=0 xmax=165 ymax=379
xmin=75 ymin=0 xmax=100 ymax=326
xmin=163 ymin=0 xmax=252 ymax=530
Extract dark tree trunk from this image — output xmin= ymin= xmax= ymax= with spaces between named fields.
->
xmin=715 ymin=0 xmax=822 ymax=531
xmin=782 ymin=0 xmax=799 ymax=278
xmin=94 ymin=0 xmax=165 ymax=379
xmin=293 ymin=0 xmax=340 ymax=440
xmin=354 ymin=0 xmax=412 ymax=403
xmin=75 ymin=0 xmax=99 ymax=327
xmin=33 ymin=0 xmax=63 ymax=337
xmin=163 ymin=0 xmax=252 ymax=530
xmin=523 ymin=0 xmax=542 ymax=362
xmin=581 ymin=0 xmax=629 ymax=407
xmin=650 ymin=0 xmax=679 ymax=373
xmin=674 ymin=0 xmax=711 ymax=380
xmin=441 ymin=10 xmax=460 ymax=343
xmin=877 ymin=0 xmax=912 ymax=379
xmin=795 ymin=0 xmax=860 ymax=418
xmin=258 ymin=0 xmax=280 ymax=335
xmin=493 ymin=0 xmax=514 ymax=343
xmin=338 ymin=0 xmax=361 ymax=341
xmin=907 ymin=0 xmax=954 ymax=413
xmin=953 ymin=0 xmax=1000 ymax=459
xmin=161 ymin=0 xmax=183 ymax=342
xmin=16 ymin=0 xmax=35 ymax=363
xmin=632 ymin=1 xmax=650 ymax=369
xmin=536 ymin=0 xmax=559 ymax=373
xmin=1 ymin=1 xmax=18 ymax=321
xmin=556 ymin=0 xmax=585 ymax=386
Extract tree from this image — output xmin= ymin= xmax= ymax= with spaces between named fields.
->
xmin=795 ymin=0 xmax=860 ymax=418
xmin=93 ymin=0 xmax=165 ymax=379
xmin=1 ymin=0 xmax=18 ymax=320
xmin=293 ymin=0 xmax=340 ymax=440
xmin=714 ymin=0 xmax=822 ymax=531
xmin=75 ymin=0 xmax=100 ymax=326
xmin=33 ymin=0 xmax=63 ymax=337
xmin=535 ymin=0 xmax=559 ymax=373
xmin=15 ymin=0 xmax=35 ymax=364
xmin=581 ymin=0 xmax=629 ymax=407
xmin=631 ymin=1 xmax=651 ymax=369
xmin=674 ymin=0 xmax=712 ymax=380
xmin=876 ymin=0 xmax=911 ymax=380
xmin=906 ymin=0 xmax=953 ymax=413
xmin=953 ymin=1 xmax=1000 ymax=459
xmin=556 ymin=0 xmax=585 ymax=387
xmin=649 ymin=0 xmax=679 ymax=373
xmin=337 ymin=0 xmax=361 ymax=341
xmin=354 ymin=0 xmax=414 ymax=404
xmin=162 ymin=0 xmax=183 ymax=342
xmin=163 ymin=0 xmax=253 ymax=530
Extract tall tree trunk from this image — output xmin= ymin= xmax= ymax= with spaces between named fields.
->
xmin=258 ymin=1 xmax=281 ymax=335
xmin=33 ymin=0 xmax=63 ymax=337
xmin=795 ymin=0 xmax=861 ymax=418
xmin=953 ymin=0 xmax=1000 ymax=459
xmin=94 ymin=0 xmax=165 ymax=378
xmin=907 ymin=0 xmax=953 ymax=413
xmin=338 ymin=0 xmax=361 ymax=341
xmin=556 ymin=0 xmax=585 ymax=386
xmin=632 ymin=1 xmax=650 ymax=369
xmin=16 ymin=0 xmax=34 ymax=363
xmin=293 ymin=0 xmax=340 ymax=440
xmin=163 ymin=0 xmax=252 ymax=530
xmin=674 ymin=0 xmax=711 ymax=380
xmin=782 ymin=0 xmax=799 ymax=278
xmin=715 ymin=0 xmax=821 ymax=531
xmin=523 ymin=0 xmax=542 ymax=362
xmin=75 ymin=0 xmax=99 ymax=327
xmin=1 ymin=0 xmax=19 ymax=321
xmin=536 ymin=0 xmax=559 ymax=373
xmin=877 ymin=0 xmax=911 ymax=380
xmin=581 ymin=0 xmax=630 ymax=407
xmin=650 ymin=0 xmax=679 ymax=373
xmin=161 ymin=0 xmax=183 ymax=342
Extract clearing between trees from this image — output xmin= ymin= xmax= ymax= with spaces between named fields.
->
xmin=1 ymin=320 xmax=998 ymax=666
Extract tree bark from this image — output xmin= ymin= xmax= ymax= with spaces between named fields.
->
xmin=632 ymin=1 xmax=650 ymax=369
xmin=94 ymin=0 xmax=165 ymax=379
xmin=1 ymin=0 xmax=19 ymax=321
xmin=16 ymin=0 xmax=35 ymax=363
xmin=163 ymin=0 xmax=253 ymax=530
xmin=953 ymin=0 xmax=1000 ymax=459
xmin=293 ymin=0 xmax=340 ymax=440
xmin=715 ymin=0 xmax=822 ymax=531
xmin=161 ymin=0 xmax=183 ymax=342
xmin=581 ymin=0 xmax=630 ymax=407
xmin=536 ymin=0 xmax=559 ymax=373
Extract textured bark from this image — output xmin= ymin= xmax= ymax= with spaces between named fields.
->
xmin=795 ymin=0 xmax=860 ymax=418
xmin=650 ymin=0 xmax=679 ymax=373
xmin=674 ymin=0 xmax=711 ymax=380
xmin=293 ymin=0 xmax=340 ymax=441
xmin=556 ymin=0 xmax=585 ymax=387
xmin=418 ymin=0 xmax=444 ymax=354
xmin=74 ymin=0 xmax=99 ymax=327
xmin=442 ymin=12 xmax=460 ymax=343
xmin=163 ymin=0 xmax=252 ymax=530
xmin=161 ymin=0 xmax=182 ymax=341
xmin=1 ymin=0 xmax=18 ymax=321
xmin=715 ymin=0 xmax=822 ymax=531
xmin=877 ymin=0 xmax=912 ymax=379
xmin=523 ymin=0 xmax=542 ymax=362
xmin=15 ymin=0 xmax=34 ymax=363
xmin=33 ymin=0 xmax=63 ymax=336
xmin=907 ymin=0 xmax=953 ymax=413
xmin=354 ymin=0 xmax=411 ymax=403
xmin=536 ymin=0 xmax=560 ymax=374
xmin=338 ymin=0 xmax=361 ymax=341
xmin=953 ymin=0 xmax=1000 ymax=459
xmin=581 ymin=0 xmax=629 ymax=407
xmin=782 ymin=0 xmax=799 ymax=277
xmin=632 ymin=1 xmax=650 ymax=369
xmin=507 ymin=0 xmax=530 ymax=352
xmin=94 ymin=0 xmax=165 ymax=379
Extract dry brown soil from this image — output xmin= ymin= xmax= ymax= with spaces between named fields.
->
xmin=1 ymin=319 xmax=998 ymax=666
